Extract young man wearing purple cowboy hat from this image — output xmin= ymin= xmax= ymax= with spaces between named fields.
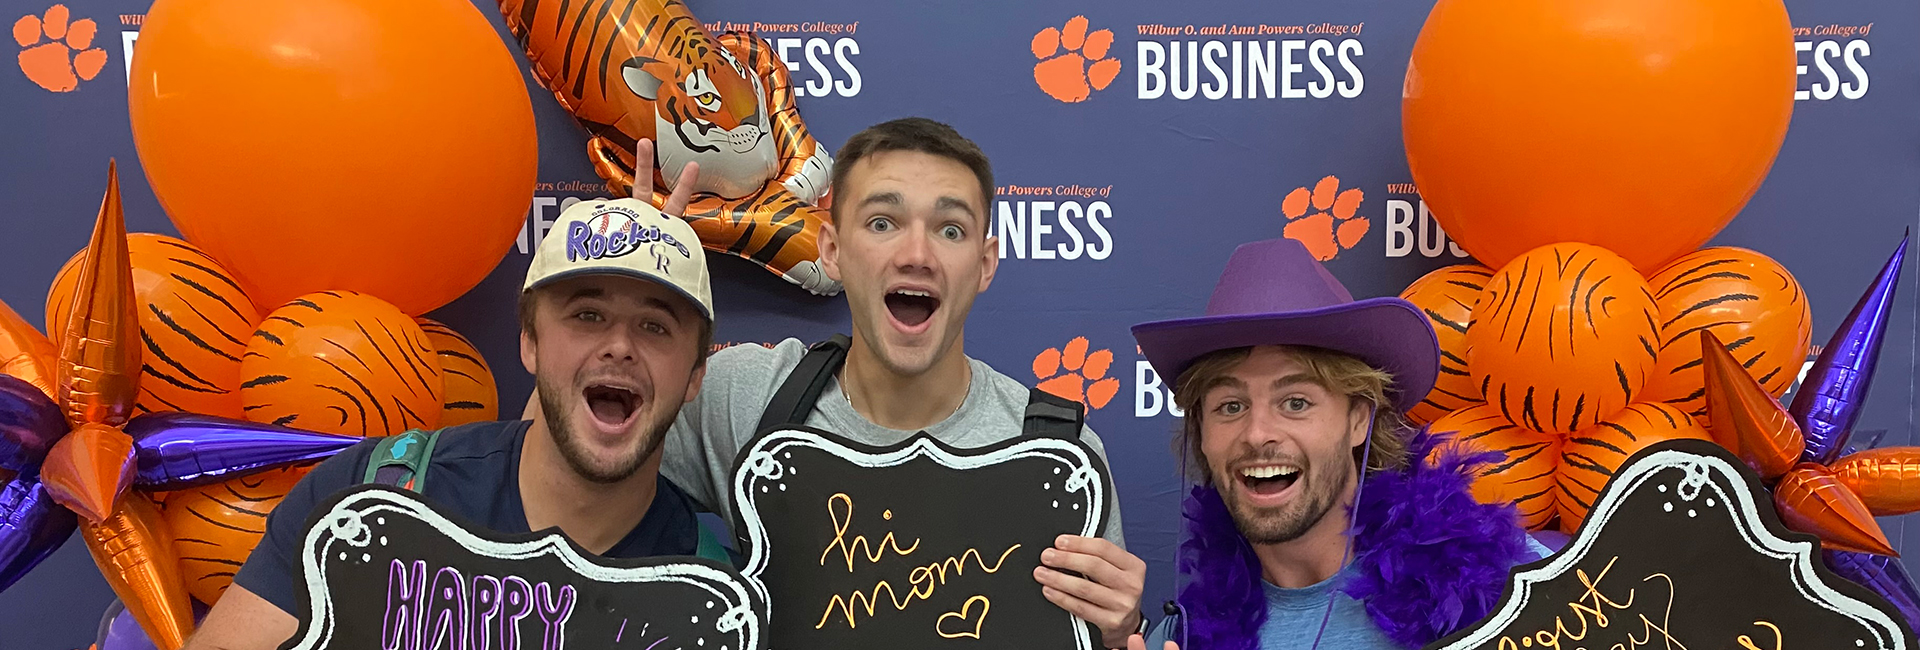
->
xmin=1131 ymin=238 xmax=1549 ymax=650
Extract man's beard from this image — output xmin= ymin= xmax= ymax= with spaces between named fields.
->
xmin=537 ymin=374 xmax=675 ymax=484
xmin=1217 ymin=456 xmax=1351 ymax=545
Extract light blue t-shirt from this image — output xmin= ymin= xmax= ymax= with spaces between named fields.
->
xmin=1251 ymin=569 xmax=1399 ymax=650
xmin=1147 ymin=538 xmax=1551 ymax=649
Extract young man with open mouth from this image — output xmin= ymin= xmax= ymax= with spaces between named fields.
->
xmin=651 ymin=118 xmax=1152 ymax=647
xmin=1132 ymin=238 xmax=1547 ymax=650
xmin=185 ymin=193 xmax=723 ymax=650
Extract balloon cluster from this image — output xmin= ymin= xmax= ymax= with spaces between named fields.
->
xmin=1406 ymin=244 xmax=1813 ymax=532
xmin=1390 ymin=0 xmax=1920 ymax=631
xmin=3 ymin=0 xmax=528 ymax=646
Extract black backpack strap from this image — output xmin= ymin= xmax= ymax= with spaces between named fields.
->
xmin=1023 ymin=388 xmax=1084 ymax=440
xmin=755 ymin=335 xmax=851 ymax=434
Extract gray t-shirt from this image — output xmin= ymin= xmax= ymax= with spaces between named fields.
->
xmin=662 ymin=338 xmax=1127 ymax=548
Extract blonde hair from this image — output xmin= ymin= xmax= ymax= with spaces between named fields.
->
xmin=1170 ymin=345 xmax=1411 ymax=485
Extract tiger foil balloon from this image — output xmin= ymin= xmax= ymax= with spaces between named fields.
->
xmin=499 ymin=0 xmax=840 ymax=295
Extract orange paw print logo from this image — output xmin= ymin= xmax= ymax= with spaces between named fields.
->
xmin=1281 ymin=176 xmax=1369 ymax=261
xmin=1032 ymin=16 xmax=1120 ymax=103
xmin=1033 ymin=337 xmax=1119 ymax=411
xmin=14 ymin=5 xmax=105 ymax=92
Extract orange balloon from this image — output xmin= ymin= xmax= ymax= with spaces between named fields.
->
xmin=47 ymin=234 xmax=260 ymax=419
xmin=127 ymin=0 xmax=537 ymax=316
xmin=1399 ymin=264 xmax=1494 ymax=425
xmin=1700 ymin=330 xmax=1803 ymax=481
xmin=58 ymin=162 xmax=142 ymax=429
xmin=0 ymin=298 xmax=55 ymax=398
xmin=1468 ymin=243 xmax=1660 ymax=434
xmin=1774 ymin=463 xmax=1897 ymax=556
xmin=1831 ymin=447 xmax=1920 ymax=517
xmin=417 ymin=318 xmax=498 ymax=427
xmin=1403 ymin=0 xmax=1795 ymax=272
xmin=163 ymin=465 xmax=309 ymax=605
xmin=1557 ymin=403 xmax=1710 ymax=533
xmin=1428 ymin=404 xmax=1560 ymax=530
xmin=82 ymin=496 xmax=193 ymax=650
xmin=240 ymin=292 xmax=444 ymax=437
xmin=1641 ymin=247 xmax=1811 ymax=426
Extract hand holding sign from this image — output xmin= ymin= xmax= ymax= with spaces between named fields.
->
xmin=1035 ymin=535 xmax=1147 ymax=647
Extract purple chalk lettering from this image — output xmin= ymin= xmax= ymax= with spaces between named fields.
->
xmin=535 ymin=582 xmax=577 ymax=650
xmin=383 ymin=560 xmax=427 ymax=650
xmin=471 ymin=575 xmax=503 ymax=650
xmin=424 ymin=567 xmax=468 ymax=650
xmin=499 ymin=576 xmax=536 ymax=650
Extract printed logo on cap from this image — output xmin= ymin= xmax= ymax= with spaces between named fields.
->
xmin=566 ymin=203 xmax=693 ymax=265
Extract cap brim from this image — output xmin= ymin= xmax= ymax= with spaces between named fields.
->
xmin=525 ymin=266 xmax=714 ymax=323
xmin=1130 ymin=298 xmax=1439 ymax=412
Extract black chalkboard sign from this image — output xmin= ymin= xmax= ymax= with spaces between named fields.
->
xmin=728 ymin=427 xmax=1110 ymax=650
xmin=280 ymin=484 xmax=768 ymax=650
xmin=1427 ymin=439 xmax=1917 ymax=650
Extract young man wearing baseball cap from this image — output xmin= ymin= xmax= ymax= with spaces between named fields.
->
xmin=184 ymin=196 xmax=724 ymax=649
xmin=635 ymin=118 xmax=1153 ymax=647
xmin=1132 ymin=238 xmax=1547 ymax=650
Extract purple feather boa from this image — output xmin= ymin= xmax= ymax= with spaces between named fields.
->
xmin=1174 ymin=428 xmax=1535 ymax=649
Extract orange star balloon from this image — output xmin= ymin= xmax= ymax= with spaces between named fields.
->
xmin=1774 ymin=463 xmax=1897 ymax=556
xmin=1700 ymin=330 xmax=1805 ymax=481
xmin=1832 ymin=447 xmax=1920 ymax=517
xmin=34 ymin=162 xmax=194 ymax=649
xmin=1692 ymin=328 xmax=1910 ymax=557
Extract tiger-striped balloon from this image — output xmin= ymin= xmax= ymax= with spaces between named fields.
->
xmin=1640 ymin=247 xmax=1811 ymax=428
xmin=1556 ymin=402 xmax=1710 ymax=533
xmin=1468 ymin=243 xmax=1661 ymax=434
xmin=240 ymin=291 xmax=443 ymax=436
xmin=45 ymin=234 xmax=260 ymax=419
xmin=418 ymin=318 xmax=498 ymax=427
xmin=1399 ymin=264 xmax=1494 ymax=425
xmin=162 ymin=465 xmax=308 ymax=605
xmin=1427 ymin=403 xmax=1561 ymax=530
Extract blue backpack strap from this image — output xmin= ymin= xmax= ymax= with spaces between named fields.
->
xmin=694 ymin=525 xmax=730 ymax=564
xmin=362 ymin=429 xmax=441 ymax=491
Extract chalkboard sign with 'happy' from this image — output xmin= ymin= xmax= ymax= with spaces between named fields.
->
xmin=729 ymin=426 xmax=1110 ymax=650
xmin=1428 ymin=439 xmax=1916 ymax=650
xmin=282 ymin=485 xmax=768 ymax=650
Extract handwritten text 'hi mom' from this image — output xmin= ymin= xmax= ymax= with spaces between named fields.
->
xmin=814 ymin=493 xmax=1021 ymax=639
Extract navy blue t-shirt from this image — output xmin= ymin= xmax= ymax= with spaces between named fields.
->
xmin=232 ymin=419 xmax=703 ymax=615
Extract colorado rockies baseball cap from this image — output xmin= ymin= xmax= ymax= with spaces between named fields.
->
xmin=524 ymin=198 xmax=713 ymax=322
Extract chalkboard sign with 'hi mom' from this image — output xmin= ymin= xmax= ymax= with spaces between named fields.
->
xmin=729 ymin=427 xmax=1110 ymax=650
xmin=282 ymin=485 xmax=768 ymax=650
xmin=1428 ymin=439 xmax=1917 ymax=650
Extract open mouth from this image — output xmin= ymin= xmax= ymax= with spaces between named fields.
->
xmin=583 ymin=384 xmax=639 ymax=427
xmin=884 ymin=288 xmax=941 ymax=329
xmin=1238 ymin=464 xmax=1300 ymax=497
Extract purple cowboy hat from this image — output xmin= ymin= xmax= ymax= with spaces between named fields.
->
xmin=1131 ymin=238 xmax=1439 ymax=412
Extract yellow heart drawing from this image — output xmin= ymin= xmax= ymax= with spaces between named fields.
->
xmin=936 ymin=595 xmax=991 ymax=639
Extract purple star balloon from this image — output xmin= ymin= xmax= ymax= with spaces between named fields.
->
xmin=125 ymin=412 xmax=361 ymax=490
xmin=0 ymin=372 xmax=360 ymax=595
xmin=1791 ymin=233 xmax=1907 ymax=466
xmin=1826 ymin=549 xmax=1920 ymax=633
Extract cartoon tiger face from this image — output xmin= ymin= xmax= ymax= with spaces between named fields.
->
xmin=621 ymin=37 xmax=778 ymax=199
xmin=500 ymin=0 xmax=778 ymax=200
